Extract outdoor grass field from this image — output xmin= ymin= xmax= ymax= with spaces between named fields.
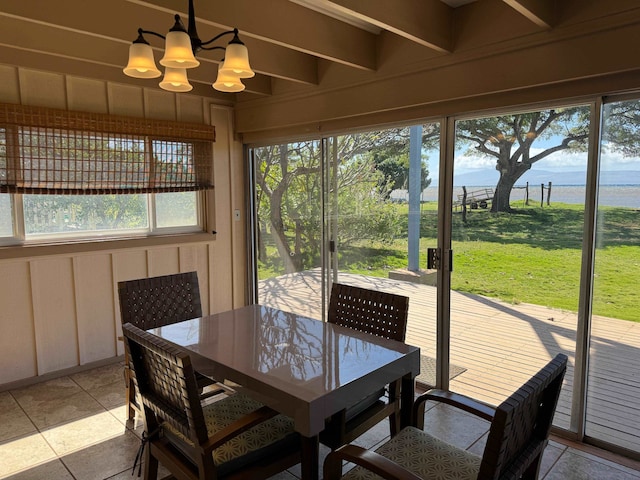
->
xmin=259 ymin=202 xmax=640 ymax=322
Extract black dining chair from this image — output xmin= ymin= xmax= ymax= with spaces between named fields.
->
xmin=320 ymin=282 xmax=410 ymax=450
xmin=122 ymin=322 xmax=301 ymax=480
xmin=118 ymin=271 xmax=229 ymax=422
xmin=324 ymin=353 xmax=568 ymax=480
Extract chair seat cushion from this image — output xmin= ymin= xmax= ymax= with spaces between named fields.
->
xmin=164 ymin=392 xmax=299 ymax=475
xmin=342 ymin=426 xmax=481 ymax=480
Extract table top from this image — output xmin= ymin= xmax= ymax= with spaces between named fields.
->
xmin=148 ymin=304 xmax=420 ymax=436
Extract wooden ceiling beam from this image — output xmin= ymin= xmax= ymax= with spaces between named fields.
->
xmin=323 ymin=0 xmax=453 ymax=53
xmin=502 ymin=0 xmax=554 ymax=29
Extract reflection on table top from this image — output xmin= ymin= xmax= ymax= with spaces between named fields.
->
xmin=148 ymin=304 xmax=420 ymax=436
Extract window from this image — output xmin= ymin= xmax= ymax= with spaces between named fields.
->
xmin=0 ymin=103 xmax=213 ymax=245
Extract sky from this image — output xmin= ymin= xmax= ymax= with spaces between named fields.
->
xmin=425 ymin=142 xmax=640 ymax=182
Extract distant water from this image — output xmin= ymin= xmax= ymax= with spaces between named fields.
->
xmin=394 ymin=185 xmax=640 ymax=208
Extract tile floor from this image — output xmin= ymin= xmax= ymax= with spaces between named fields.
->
xmin=1 ymin=361 xmax=639 ymax=480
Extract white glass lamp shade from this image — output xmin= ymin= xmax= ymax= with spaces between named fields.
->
xmin=213 ymin=64 xmax=245 ymax=92
xmin=160 ymin=30 xmax=200 ymax=68
xmin=123 ymin=42 xmax=161 ymax=78
xmin=159 ymin=67 xmax=193 ymax=92
xmin=219 ymin=42 xmax=254 ymax=78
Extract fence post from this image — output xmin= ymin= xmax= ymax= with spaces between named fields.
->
xmin=462 ymin=186 xmax=467 ymax=223
xmin=525 ymin=182 xmax=529 ymax=205
xmin=541 ymin=183 xmax=544 ymax=207
xmin=547 ymin=181 xmax=552 ymax=206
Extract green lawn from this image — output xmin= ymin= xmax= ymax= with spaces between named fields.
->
xmin=259 ymin=202 xmax=640 ymax=322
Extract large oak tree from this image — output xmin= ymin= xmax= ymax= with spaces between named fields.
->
xmin=456 ymin=107 xmax=590 ymax=212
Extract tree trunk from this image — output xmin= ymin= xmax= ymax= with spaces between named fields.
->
xmin=269 ymin=187 xmax=298 ymax=273
xmin=491 ymin=174 xmax=518 ymax=212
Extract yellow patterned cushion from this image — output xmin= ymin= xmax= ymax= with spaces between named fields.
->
xmin=164 ymin=392 xmax=297 ymax=468
xmin=343 ymin=426 xmax=481 ymax=480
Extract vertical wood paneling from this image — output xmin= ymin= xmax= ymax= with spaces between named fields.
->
xmin=145 ymin=89 xmax=177 ymax=120
xmin=147 ymin=247 xmax=180 ymax=277
xmin=179 ymin=244 xmax=211 ymax=314
xmin=107 ymin=83 xmax=145 ymax=117
xmin=209 ymin=106 xmax=235 ymax=313
xmin=228 ymin=110 xmax=247 ymax=308
xmin=0 ymin=65 xmax=20 ymax=104
xmin=74 ymin=255 xmax=116 ymax=364
xmin=30 ymin=258 xmax=78 ymax=375
xmin=112 ymin=250 xmax=148 ymax=355
xmin=18 ymin=69 xmax=66 ymax=108
xmin=0 ymin=261 xmax=36 ymax=384
xmin=178 ymin=94 xmax=205 ymax=124
xmin=66 ymin=77 xmax=108 ymax=113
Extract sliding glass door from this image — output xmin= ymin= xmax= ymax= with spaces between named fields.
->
xmin=249 ymin=96 xmax=640 ymax=457
xmin=251 ymin=140 xmax=324 ymax=318
xmin=325 ymin=124 xmax=441 ymax=386
xmin=447 ymin=105 xmax=592 ymax=429
xmin=585 ymin=97 xmax=640 ymax=454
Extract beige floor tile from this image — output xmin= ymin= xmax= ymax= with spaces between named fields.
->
xmin=1 ymin=459 xmax=74 ymax=480
xmin=40 ymin=410 xmax=128 ymax=456
xmin=59 ymin=430 xmax=141 ymax=480
xmin=543 ymin=448 xmax=640 ymax=479
xmin=107 ymin=404 xmax=144 ymax=433
xmin=12 ymin=377 xmax=104 ymax=430
xmin=84 ymin=380 xmax=126 ymax=410
xmin=11 ymin=376 xmax=81 ymax=403
xmin=0 ymin=432 xmax=57 ymax=478
xmin=539 ymin=441 xmax=567 ymax=478
xmin=70 ymin=363 xmax=124 ymax=391
xmin=0 ymin=392 xmax=36 ymax=443
xmin=103 ymin=460 xmax=171 ymax=480
xmin=421 ymin=402 xmax=491 ymax=450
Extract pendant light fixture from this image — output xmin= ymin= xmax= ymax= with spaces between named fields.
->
xmin=123 ymin=0 xmax=254 ymax=93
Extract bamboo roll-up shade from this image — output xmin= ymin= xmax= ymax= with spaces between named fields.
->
xmin=0 ymin=103 xmax=215 ymax=195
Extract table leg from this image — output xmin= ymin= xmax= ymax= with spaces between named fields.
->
xmin=400 ymin=373 xmax=415 ymax=428
xmin=301 ymin=434 xmax=319 ymax=480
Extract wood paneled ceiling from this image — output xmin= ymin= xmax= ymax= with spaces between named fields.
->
xmin=0 ymin=0 xmax=634 ymax=101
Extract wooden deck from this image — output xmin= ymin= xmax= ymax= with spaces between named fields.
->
xmin=258 ymin=269 xmax=640 ymax=454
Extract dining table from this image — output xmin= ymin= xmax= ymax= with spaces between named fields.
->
xmin=146 ymin=304 xmax=420 ymax=480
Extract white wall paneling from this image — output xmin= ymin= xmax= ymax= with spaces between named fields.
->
xmin=0 ymin=65 xmax=243 ymax=387
xmin=0 ymin=261 xmax=37 ymax=384
xmin=147 ymin=247 xmax=180 ymax=278
xmin=0 ymin=64 xmax=20 ymax=104
xmin=178 ymin=244 xmax=211 ymax=314
xmin=107 ymin=83 xmax=145 ymax=117
xmin=66 ymin=76 xmax=109 ymax=113
xmin=18 ymin=68 xmax=66 ymax=109
xmin=30 ymin=257 xmax=79 ymax=375
xmin=210 ymin=105 xmax=238 ymax=313
xmin=112 ymin=249 xmax=149 ymax=357
xmin=74 ymin=254 xmax=116 ymax=364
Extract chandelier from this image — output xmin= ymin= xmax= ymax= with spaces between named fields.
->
xmin=123 ymin=0 xmax=254 ymax=93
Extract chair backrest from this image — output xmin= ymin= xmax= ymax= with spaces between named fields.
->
xmin=118 ymin=271 xmax=202 ymax=330
xmin=122 ymin=322 xmax=209 ymax=446
xmin=328 ymin=283 xmax=409 ymax=342
xmin=479 ymin=353 xmax=568 ymax=480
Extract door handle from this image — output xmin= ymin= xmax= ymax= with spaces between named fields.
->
xmin=427 ymin=248 xmax=453 ymax=271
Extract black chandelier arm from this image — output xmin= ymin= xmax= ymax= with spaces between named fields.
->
xmin=199 ymin=45 xmax=226 ymax=53
xmin=137 ymin=28 xmax=166 ymax=42
xmin=200 ymin=29 xmax=238 ymax=47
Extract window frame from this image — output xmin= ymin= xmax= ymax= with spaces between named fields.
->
xmin=0 ymin=190 xmax=205 ymax=247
